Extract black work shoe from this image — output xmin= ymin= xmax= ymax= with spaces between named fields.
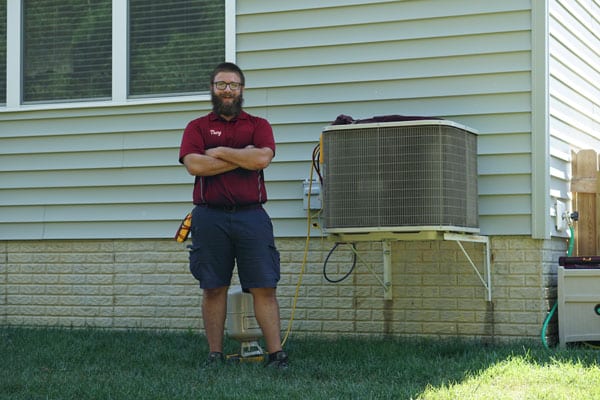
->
xmin=204 ymin=351 xmax=224 ymax=367
xmin=265 ymin=350 xmax=289 ymax=369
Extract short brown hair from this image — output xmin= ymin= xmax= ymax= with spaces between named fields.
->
xmin=210 ymin=62 xmax=245 ymax=88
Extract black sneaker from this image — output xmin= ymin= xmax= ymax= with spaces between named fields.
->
xmin=204 ymin=351 xmax=224 ymax=367
xmin=265 ymin=350 xmax=289 ymax=369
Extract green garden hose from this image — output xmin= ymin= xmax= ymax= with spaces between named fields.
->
xmin=541 ymin=224 xmax=574 ymax=349
xmin=566 ymin=224 xmax=575 ymax=257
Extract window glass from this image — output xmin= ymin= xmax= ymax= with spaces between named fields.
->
xmin=129 ymin=0 xmax=225 ymax=97
xmin=23 ymin=0 xmax=112 ymax=103
xmin=0 ymin=1 xmax=6 ymax=104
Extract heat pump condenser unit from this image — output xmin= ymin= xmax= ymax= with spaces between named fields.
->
xmin=322 ymin=119 xmax=479 ymax=234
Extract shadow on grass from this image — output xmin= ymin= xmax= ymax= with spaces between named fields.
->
xmin=1 ymin=327 xmax=599 ymax=399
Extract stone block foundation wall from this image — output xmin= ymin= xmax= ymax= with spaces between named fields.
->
xmin=0 ymin=236 xmax=566 ymax=341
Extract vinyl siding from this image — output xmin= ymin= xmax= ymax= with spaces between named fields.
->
xmin=549 ymin=0 xmax=600 ymax=148
xmin=2 ymin=0 xmax=595 ymax=240
xmin=548 ymin=0 xmax=600 ymax=237
xmin=0 ymin=104 xmax=199 ymax=239
xmin=237 ymin=0 xmax=535 ymax=236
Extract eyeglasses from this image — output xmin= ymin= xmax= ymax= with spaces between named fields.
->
xmin=213 ymin=81 xmax=243 ymax=90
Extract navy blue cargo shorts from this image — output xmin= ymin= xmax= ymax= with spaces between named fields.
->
xmin=188 ymin=205 xmax=280 ymax=290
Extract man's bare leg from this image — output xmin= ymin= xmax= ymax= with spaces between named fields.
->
xmin=249 ymin=287 xmax=282 ymax=354
xmin=202 ymin=286 xmax=229 ymax=353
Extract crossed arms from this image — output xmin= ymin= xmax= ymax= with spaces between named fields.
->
xmin=182 ymin=145 xmax=274 ymax=177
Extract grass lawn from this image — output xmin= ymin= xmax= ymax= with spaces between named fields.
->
xmin=1 ymin=326 xmax=599 ymax=399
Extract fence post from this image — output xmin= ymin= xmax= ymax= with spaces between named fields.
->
xmin=597 ymin=165 xmax=600 ymax=255
xmin=571 ymin=149 xmax=598 ymax=256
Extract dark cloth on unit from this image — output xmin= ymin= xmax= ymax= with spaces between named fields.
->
xmin=331 ymin=114 xmax=443 ymax=125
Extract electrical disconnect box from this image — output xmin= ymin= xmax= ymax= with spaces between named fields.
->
xmin=303 ymin=178 xmax=321 ymax=210
xmin=553 ymin=200 xmax=567 ymax=232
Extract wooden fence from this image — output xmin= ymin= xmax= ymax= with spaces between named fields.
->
xmin=571 ymin=149 xmax=600 ymax=256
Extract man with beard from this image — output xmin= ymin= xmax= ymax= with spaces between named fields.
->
xmin=178 ymin=62 xmax=288 ymax=369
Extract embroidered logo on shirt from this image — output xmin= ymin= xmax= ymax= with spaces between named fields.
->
xmin=210 ymin=129 xmax=222 ymax=136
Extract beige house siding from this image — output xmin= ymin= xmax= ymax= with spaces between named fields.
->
xmin=1 ymin=1 xmax=540 ymax=239
xmin=549 ymin=0 xmax=600 ymax=150
xmin=0 ymin=104 xmax=200 ymax=240
xmin=238 ymin=1 xmax=537 ymax=237
xmin=548 ymin=0 xmax=600 ymax=231
xmin=1 ymin=236 xmax=565 ymax=340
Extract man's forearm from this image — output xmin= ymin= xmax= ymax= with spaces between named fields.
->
xmin=207 ymin=146 xmax=273 ymax=171
xmin=182 ymin=153 xmax=238 ymax=176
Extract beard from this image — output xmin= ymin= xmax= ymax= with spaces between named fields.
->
xmin=212 ymin=92 xmax=244 ymax=118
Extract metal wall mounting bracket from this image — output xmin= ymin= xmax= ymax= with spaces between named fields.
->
xmin=328 ymin=231 xmax=492 ymax=301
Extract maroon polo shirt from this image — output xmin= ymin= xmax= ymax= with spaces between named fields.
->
xmin=179 ymin=111 xmax=276 ymax=206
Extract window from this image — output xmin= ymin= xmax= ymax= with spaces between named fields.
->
xmin=23 ymin=0 xmax=112 ymax=103
xmin=0 ymin=1 xmax=6 ymax=104
xmin=129 ymin=1 xmax=225 ymax=97
xmin=6 ymin=0 xmax=229 ymax=107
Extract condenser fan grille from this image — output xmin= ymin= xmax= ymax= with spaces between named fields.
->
xmin=322 ymin=121 xmax=478 ymax=232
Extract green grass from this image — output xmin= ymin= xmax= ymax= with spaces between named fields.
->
xmin=1 ymin=327 xmax=599 ymax=400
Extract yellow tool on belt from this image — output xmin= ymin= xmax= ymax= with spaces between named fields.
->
xmin=174 ymin=212 xmax=192 ymax=242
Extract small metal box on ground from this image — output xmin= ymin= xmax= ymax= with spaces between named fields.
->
xmin=558 ymin=256 xmax=600 ymax=347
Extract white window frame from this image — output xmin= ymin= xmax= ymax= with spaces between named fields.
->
xmin=4 ymin=0 xmax=235 ymax=111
